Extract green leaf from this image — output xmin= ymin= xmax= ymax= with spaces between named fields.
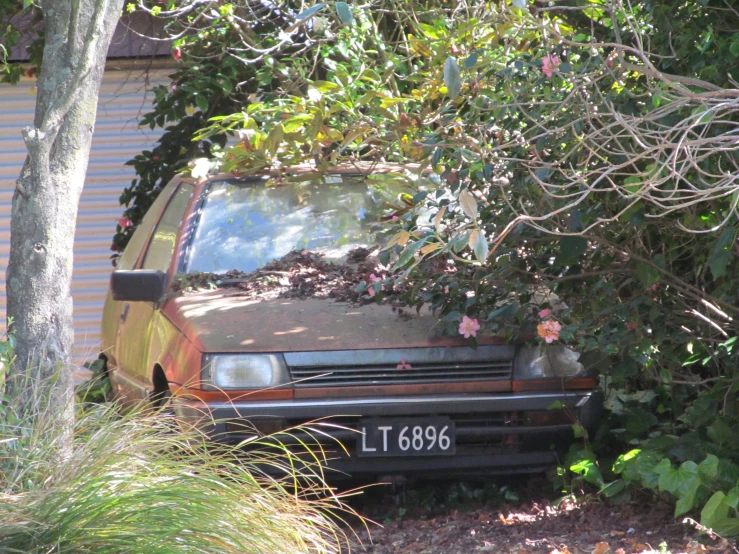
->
xmin=612 ymin=449 xmax=641 ymax=474
xmin=547 ymin=400 xmax=566 ymax=410
xmin=726 ymin=486 xmax=739 ymax=509
xmin=464 ymin=53 xmax=478 ymax=69
xmin=712 ymin=518 xmax=739 ymax=537
xmin=698 ymin=454 xmax=720 ymax=481
xmin=393 ymin=240 xmax=427 ymax=270
xmin=473 ymin=231 xmax=489 ymax=262
xmin=570 ymin=459 xmax=604 ymax=486
xmin=572 ymin=423 xmax=588 ymax=439
xmin=619 ymin=451 xmax=657 ymax=477
xmin=444 ymin=57 xmax=462 ymax=98
xmin=635 ymin=262 xmax=660 ymax=288
xmin=265 ymin=124 xmax=285 ymax=154
xmin=335 ymin=2 xmax=353 ymax=25
xmin=195 ymin=94 xmax=209 ymax=113
xmin=458 ymin=190 xmax=478 ymax=219
xmin=554 ymin=236 xmax=586 ymax=265
xmin=701 ymin=491 xmax=730 ymax=529
xmin=709 ymin=227 xmax=737 ymax=280
xmin=658 ymin=460 xmax=699 ymax=497
xmin=675 ymin=479 xmax=700 ymax=517
xmin=599 ymin=480 xmax=625 ymax=498
xmin=297 ymin=3 xmax=325 ymax=20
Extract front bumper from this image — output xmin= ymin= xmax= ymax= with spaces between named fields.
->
xmin=173 ymin=390 xmax=602 ymax=476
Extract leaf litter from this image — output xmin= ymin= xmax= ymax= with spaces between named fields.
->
xmin=344 ymin=478 xmax=735 ymax=554
xmin=170 ymin=248 xmax=406 ymax=305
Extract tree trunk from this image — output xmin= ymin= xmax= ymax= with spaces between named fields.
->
xmin=5 ymin=0 xmax=122 ymax=424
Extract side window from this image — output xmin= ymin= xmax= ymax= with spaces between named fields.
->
xmin=141 ymin=184 xmax=194 ymax=272
xmin=116 ymin=183 xmax=181 ymax=271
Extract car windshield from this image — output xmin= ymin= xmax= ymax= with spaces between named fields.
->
xmin=185 ymin=174 xmax=423 ymax=274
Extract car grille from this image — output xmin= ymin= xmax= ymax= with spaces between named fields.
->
xmin=284 ymin=345 xmax=515 ymax=388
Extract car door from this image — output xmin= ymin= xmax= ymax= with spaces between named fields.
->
xmin=101 ymin=181 xmax=182 ymax=374
xmin=114 ymin=183 xmax=194 ymax=400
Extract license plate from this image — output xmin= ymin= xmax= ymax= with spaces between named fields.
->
xmin=356 ymin=417 xmax=455 ymax=457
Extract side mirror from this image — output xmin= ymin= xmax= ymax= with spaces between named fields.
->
xmin=111 ymin=270 xmax=166 ymax=302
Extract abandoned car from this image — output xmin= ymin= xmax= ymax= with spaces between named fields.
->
xmin=100 ymin=166 xmax=601 ymax=475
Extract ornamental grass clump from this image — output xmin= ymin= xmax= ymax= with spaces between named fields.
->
xmin=0 ymin=370 xmax=356 ymax=553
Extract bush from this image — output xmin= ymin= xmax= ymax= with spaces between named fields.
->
xmin=0 ymin=364 xmax=356 ymax=553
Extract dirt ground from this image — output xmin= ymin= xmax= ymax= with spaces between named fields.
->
xmin=343 ymin=477 xmax=736 ymax=554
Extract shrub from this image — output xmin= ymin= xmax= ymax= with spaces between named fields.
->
xmin=0 ymin=364 xmax=356 ymax=553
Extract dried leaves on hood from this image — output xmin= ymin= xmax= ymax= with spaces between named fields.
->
xmin=170 ymin=249 xmax=406 ymax=305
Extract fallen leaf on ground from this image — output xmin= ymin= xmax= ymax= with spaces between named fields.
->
xmin=592 ymin=542 xmax=611 ymax=554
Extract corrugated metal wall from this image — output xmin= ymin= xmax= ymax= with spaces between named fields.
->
xmin=0 ymin=69 xmax=169 ymax=362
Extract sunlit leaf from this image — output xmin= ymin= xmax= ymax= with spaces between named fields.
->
xmin=444 ymin=57 xmax=462 ymax=98
xmin=433 ymin=206 xmax=446 ymax=233
xmin=473 ymin=231 xmax=488 ymax=262
xmin=702 ymin=491 xmax=730 ymax=529
xmin=420 ymin=242 xmax=442 ymax=256
xmin=384 ymin=230 xmax=411 ymax=250
xmin=570 ymin=459 xmax=604 ymax=486
xmin=458 ymin=190 xmax=478 ymax=220
xmin=468 ymin=229 xmax=479 ymax=251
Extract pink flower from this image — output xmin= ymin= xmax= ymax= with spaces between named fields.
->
xmin=392 ymin=215 xmax=399 ymax=221
xmin=367 ymin=274 xmax=385 ymax=297
xmin=458 ymin=316 xmax=481 ymax=339
xmin=444 ymin=286 xmax=449 ymax=294
xmin=537 ymin=320 xmax=562 ymax=343
xmin=118 ymin=217 xmax=133 ymax=229
xmin=173 ymin=47 xmax=182 ymax=61
xmin=626 ymin=321 xmax=638 ymax=332
xmin=541 ymin=55 xmax=560 ymax=78
xmin=538 ymin=308 xmax=553 ymax=319
xmin=396 ymin=357 xmax=412 ymax=370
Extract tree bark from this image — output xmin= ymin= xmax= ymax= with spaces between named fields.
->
xmin=5 ymin=0 xmax=122 ymax=423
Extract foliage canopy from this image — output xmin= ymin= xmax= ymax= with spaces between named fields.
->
xmin=10 ymin=0 xmax=739 ymax=532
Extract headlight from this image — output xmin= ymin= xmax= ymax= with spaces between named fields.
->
xmin=201 ymin=354 xmax=290 ymax=390
xmin=514 ymin=345 xmax=585 ymax=380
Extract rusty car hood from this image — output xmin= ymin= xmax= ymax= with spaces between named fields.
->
xmin=162 ymin=289 xmax=503 ymax=353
